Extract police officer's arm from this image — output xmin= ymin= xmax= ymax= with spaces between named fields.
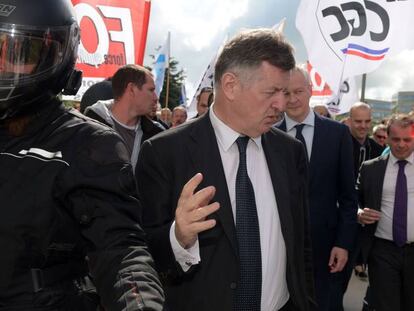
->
xmin=57 ymin=128 xmax=164 ymax=311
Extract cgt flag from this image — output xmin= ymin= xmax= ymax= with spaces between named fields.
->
xmin=152 ymin=33 xmax=170 ymax=97
xmin=71 ymin=0 xmax=151 ymax=100
xmin=296 ymin=0 xmax=414 ymax=96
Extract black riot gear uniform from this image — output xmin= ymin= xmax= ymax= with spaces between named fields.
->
xmin=0 ymin=0 xmax=164 ymax=310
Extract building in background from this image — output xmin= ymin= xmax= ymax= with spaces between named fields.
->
xmin=392 ymin=91 xmax=414 ymax=114
xmin=365 ymin=99 xmax=394 ymax=121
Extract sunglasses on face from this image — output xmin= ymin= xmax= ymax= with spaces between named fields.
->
xmin=375 ymin=134 xmax=387 ymax=140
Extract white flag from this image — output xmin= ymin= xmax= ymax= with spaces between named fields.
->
xmin=187 ymin=57 xmax=215 ymax=114
xmin=187 ymin=37 xmax=227 ymax=116
xmin=296 ymin=0 xmax=414 ymax=94
xmin=152 ymin=33 xmax=170 ymax=97
xmin=179 ymin=83 xmax=187 ymax=106
xmin=325 ymin=77 xmax=359 ymax=115
xmin=272 ymin=17 xmax=286 ymax=33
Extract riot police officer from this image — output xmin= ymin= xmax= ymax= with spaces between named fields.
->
xmin=0 ymin=0 xmax=164 ymax=310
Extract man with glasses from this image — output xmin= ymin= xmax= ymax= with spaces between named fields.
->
xmin=373 ymin=124 xmax=388 ymax=147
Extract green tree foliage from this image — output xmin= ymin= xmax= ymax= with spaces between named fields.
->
xmin=158 ymin=58 xmax=186 ymax=109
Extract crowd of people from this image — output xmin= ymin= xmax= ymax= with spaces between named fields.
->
xmin=1 ymin=1 xmax=413 ymax=311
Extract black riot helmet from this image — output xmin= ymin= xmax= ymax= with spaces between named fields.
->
xmin=0 ymin=0 xmax=82 ymax=119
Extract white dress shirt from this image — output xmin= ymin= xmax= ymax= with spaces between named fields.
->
xmin=170 ymin=105 xmax=289 ymax=311
xmin=284 ymin=110 xmax=315 ymax=159
xmin=375 ymin=152 xmax=414 ymax=243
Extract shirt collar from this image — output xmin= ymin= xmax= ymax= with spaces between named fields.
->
xmin=284 ymin=109 xmax=315 ymax=132
xmin=209 ymin=105 xmax=262 ymax=152
xmin=389 ymin=151 xmax=414 ymax=166
xmin=110 ymin=111 xmax=141 ymax=132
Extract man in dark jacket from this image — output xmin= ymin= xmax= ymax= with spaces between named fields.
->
xmin=342 ymin=102 xmax=385 ymax=310
xmin=85 ymin=65 xmax=164 ymax=170
xmin=349 ymin=102 xmax=385 ymax=179
xmin=0 ymin=1 xmax=164 ymax=309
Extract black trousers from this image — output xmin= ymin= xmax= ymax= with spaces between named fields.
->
xmin=368 ymin=237 xmax=414 ymax=311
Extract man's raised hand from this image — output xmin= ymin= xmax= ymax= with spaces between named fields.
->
xmin=175 ymin=173 xmax=220 ymax=249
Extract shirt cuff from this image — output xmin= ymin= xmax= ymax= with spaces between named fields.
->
xmin=357 ymin=208 xmax=365 ymax=226
xmin=169 ymin=221 xmax=201 ymax=272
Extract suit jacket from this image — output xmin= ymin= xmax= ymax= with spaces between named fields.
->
xmin=136 ymin=113 xmax=316 ymax=311
xmin=352 ymin=136 xmax=385 ymax=180
xmin=278 ymin=114 xmax=358 ymax=251
xmin=357 ymin=154 xmax=389 ymax=261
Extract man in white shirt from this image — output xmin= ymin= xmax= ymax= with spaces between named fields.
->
xmin=358 ymin=114 xmax=414 ymax=311
xmin=136 ymin=29 xmax=316 ymax=311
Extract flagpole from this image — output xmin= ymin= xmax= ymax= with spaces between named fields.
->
xmin=165 ymin=68 xmax=170 ymax=108
xmin=360 ymin=74 xmax=367 ymax=102
xmin=164 ymin=32 xmax=171 ymax=108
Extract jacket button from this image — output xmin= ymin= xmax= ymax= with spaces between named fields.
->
xmin=80 ymin=214 xmax=89 ymax=224
xmin=230 ymin=282 xmax=237 ymax=289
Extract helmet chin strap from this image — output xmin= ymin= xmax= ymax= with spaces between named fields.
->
xmin=0 ymin=90 xmax=56 ymax=120
xmin=62 ymin=69 xmax=82 ymax=96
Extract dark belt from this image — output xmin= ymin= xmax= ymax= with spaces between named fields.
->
xmin=375 ymin=237 xmax=414 ymax=247
xmin=14 ymin=261 xmax=88 ymax=293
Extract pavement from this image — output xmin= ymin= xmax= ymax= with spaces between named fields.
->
xmin=343 ymin=272 xmax=369 ymax=311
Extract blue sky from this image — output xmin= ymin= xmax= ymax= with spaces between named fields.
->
xmin=144 ymin=0 xmax=414 ymax=103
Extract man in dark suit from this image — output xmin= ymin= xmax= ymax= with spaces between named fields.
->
xmin=357 ymin=114 xmax=414 ymax=311
xmin=136 ymin=29 xmax=316 ymax=311
xmin=277 ymin=67 xmax=358 ymax=310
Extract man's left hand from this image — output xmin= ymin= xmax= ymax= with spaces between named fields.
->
xmin=328 ymin=247 xmax=348 ymax=273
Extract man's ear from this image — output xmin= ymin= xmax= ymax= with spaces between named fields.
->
xmin=220 ymin=72 xmax=239 ymax=101
xmin=125 ymin=82 xmax=137 ymax=97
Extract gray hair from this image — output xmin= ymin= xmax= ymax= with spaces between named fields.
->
xmin=292 ymin=64 xmax=311 ymax=86
xmin=214 ymin=28 xmax=295 ymax=87
xmin=373 ymin=123 xmax=387 ymax=134
xmin=386 ymin=114 xmax=414 ymax=135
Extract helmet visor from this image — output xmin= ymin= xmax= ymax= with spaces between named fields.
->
xmin=0 ymin=24 xmax=69 ymax=85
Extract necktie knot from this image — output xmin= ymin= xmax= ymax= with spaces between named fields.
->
xmin=294 ymin=124 xmax=309 ymax=160
xmin=236 ymin=136 xmax=250 ymax=154
xmin=295 ymin=123 xmax=305 ymax=134
xmin=397 ymin=160 xmax=408 ymax=169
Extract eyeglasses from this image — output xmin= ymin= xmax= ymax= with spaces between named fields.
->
xmin=375 ymin=134 xmax=387 ymax=140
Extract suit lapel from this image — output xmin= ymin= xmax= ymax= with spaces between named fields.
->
xmin=278 ymin=119 xmax=287 ymax=132
xmin=262 ymin=130 xmax=294 ymax=247
xmin=374 ymin=155 xmax=389 ymax=211
xmin=186 ymin=114 xmax=238 ymax=255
